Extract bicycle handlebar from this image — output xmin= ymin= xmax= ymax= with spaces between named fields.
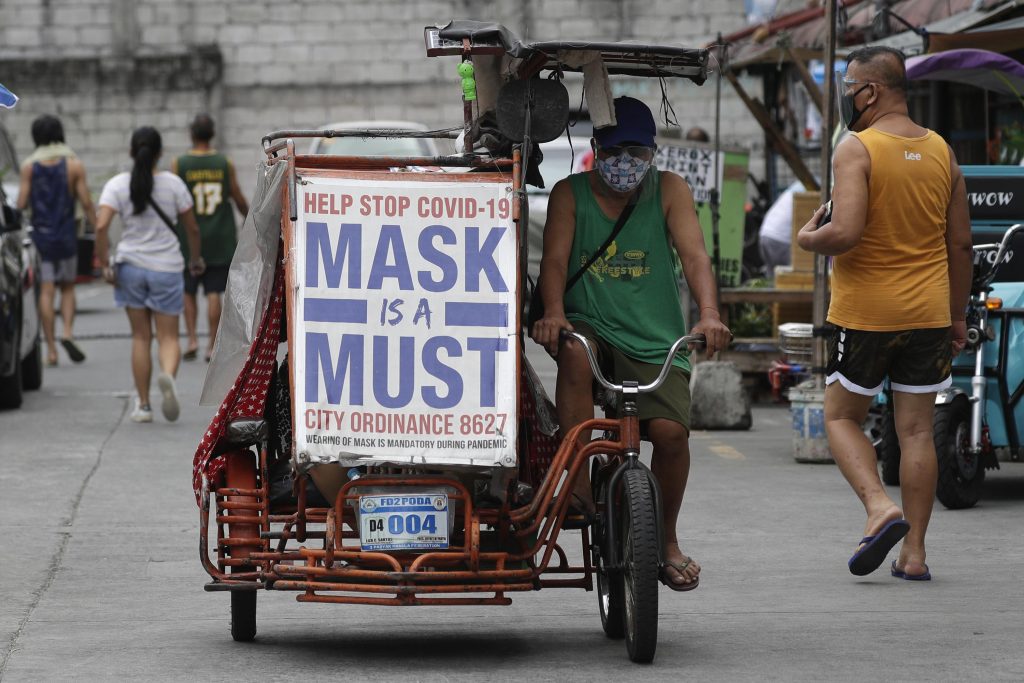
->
xmin=559 ymin=330 xmax=706 ymax=395
xmin=973 ymin=223 xmax=1023 ymax=289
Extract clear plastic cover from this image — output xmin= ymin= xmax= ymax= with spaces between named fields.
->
xmin=200 ymin=160 xmax=287 ymax=405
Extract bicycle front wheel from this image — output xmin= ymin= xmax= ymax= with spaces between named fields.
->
xmin=621 ymin=468 xmax=660 ymax=663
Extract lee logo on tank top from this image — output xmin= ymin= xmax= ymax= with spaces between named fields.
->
xmin=904 ymin=150 xmax=922 ymax=160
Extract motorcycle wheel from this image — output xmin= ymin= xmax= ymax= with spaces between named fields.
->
xmin=934 ymin=399 xmax=984 ymax=510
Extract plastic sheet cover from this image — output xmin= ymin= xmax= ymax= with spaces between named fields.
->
xmin=201 ymin=160 xmax=286 ymax=405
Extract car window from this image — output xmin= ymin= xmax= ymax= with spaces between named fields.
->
xmin=316 ymin=136 xmax=435 ymax=157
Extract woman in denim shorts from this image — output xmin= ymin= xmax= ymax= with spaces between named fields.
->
xmin=94 ymin=127 xmax=203 ymax=423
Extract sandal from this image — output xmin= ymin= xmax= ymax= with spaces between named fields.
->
xmin=60 ymin=338 xmax=86 ymax=363
xmin=660 ymin=558 xmax=700 ymax=592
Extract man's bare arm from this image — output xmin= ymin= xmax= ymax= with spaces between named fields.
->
xmin=945 ymin=150 xmax=972 ymax=323
xmin=531 ymin=178 xmax=576 ymax=355
xmin=662 ymin=172 xmax=731 ymax=355
xmin=69 ymin=159 xmax=98 ymax=228
xmin=662 ymin=172 xmax=716 ymax=311
xmin=227 ymin=160 xmax=249 ymax=218
xmin=797 ymin=136 xmax=870 ymax=255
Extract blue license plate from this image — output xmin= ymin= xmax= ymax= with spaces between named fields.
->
xmin=358 ymin=493 xmax=449 ymax=551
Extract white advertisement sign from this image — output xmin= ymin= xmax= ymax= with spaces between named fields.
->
xmin=293 ymin=176 xmax=518 ymax=468
xmin=654 ymin=145 xmax=724 ymax=205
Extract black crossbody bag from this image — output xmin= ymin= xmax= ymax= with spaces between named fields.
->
xmin=149 ymin=197 xmax=204 ymax=274
xmin=527 ymin=192 xmax=638 ymax=328
xmin=148 ymin=196 xmax=179 ymax=235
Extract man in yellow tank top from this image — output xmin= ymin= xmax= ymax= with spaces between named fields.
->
xmin=797 ymin=47 xmax=972 ymax=581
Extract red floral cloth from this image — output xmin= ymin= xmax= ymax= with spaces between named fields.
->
xmin=191 ymin=257 xmax=285 ymax=504
xmin=517 ymin=369 xmax=561 ymax=488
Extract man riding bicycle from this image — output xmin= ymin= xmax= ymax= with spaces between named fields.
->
xmin=530 ymin=96 xmax=731 ymax=591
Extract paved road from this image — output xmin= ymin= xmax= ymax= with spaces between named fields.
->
xmin=1 ymin=282 xmax=1022 ymax=681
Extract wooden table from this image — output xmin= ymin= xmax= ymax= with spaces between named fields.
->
xmin=719 ymin=287 xmax=816 ymax=305
xmin=717 ymin=287 xmax=816 ymax=327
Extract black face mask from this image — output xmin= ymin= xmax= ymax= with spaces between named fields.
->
xmin=841 ymin=84 xmax=872 ymax=131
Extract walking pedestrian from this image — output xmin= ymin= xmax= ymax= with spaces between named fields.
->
xmin=684 ymin=127 xmax=710 ymax=143
xmin=94 ymin=127 xmax=204 ymax=423
xmin=530 ymin=97 xmax=731 ymax=591
xmin=797 ymin=47 xmax=972 ymax=580
xmin=16 ymin=115 xmax=97 ymax=366
xmin=172 ymin=114 xmax=249 ymax=362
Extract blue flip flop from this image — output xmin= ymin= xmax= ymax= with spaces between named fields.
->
xmin=891 ymin=560 xmax=931 ymax=581
xmin=848 ymin=518 xmax=910 ymax=576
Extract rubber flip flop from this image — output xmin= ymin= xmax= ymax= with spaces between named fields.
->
xmin=848 ymin=518 xmax=910 ymax=576
xmin=182 ymin=349 xmax=198 ymax=361
xmin=660 ymin=559 xmax=700 ymax=592
xmin=60 ymin=338 xmax=86 ymax=363
xmin=157 ymin=373 xmax=180 ymax=422
xmin=891 ymin=560 xmax=931 ymax=581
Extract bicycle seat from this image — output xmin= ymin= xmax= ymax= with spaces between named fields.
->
xmin=219 ymin=418 xmax=268 ymax=451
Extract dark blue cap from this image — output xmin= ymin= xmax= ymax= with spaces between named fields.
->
xmin=594 ymin=97 xmax=657 ymax=148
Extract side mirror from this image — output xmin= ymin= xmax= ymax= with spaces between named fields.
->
xmin=496 ymin=79 xmax=570 ymax=144
xmin=0 ymin=205 xmax=22 ymax=233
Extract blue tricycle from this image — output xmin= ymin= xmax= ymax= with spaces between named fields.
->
xmin=879 ymin=214 xmax=1024 ymax=508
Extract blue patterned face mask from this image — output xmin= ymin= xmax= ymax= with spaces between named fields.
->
xmin=596 ymin=150 xmax=652 ymax=193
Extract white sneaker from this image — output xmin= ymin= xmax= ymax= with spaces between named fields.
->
xmin=130 ymin=398 xmax=153 ymax=423
xmin=157 ymin=372 xmax=180 ymax=422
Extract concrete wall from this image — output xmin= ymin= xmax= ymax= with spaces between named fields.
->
xmin=0 ymin=0 xmax=761 ymax=198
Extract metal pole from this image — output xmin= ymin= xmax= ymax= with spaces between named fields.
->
xmin=711 ymin=35 xmax=724 ymax=296
xmin=813 ymin=0 xmax=838 ymax=389
xmin=791 ymin=0 xmax=837 ymax=464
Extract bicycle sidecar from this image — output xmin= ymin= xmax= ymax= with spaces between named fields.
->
xmin=193 ymin=21 xmax=710 ymax=663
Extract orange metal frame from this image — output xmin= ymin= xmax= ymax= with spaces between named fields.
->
xmin=198 ymin=143 xmax=643 ymax=606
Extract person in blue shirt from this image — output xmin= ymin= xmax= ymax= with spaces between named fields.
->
xmin=16 ymin=115 xmax=97 ymax=365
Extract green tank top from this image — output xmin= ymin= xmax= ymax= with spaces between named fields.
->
xmin=565 ymin=169 xmax=689 ymax=371
xmin=175 ymin=151 xmax=237 ymax=265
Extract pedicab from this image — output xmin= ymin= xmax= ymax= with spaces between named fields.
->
xmin=193 ymin=21 xmax=709 ymax=663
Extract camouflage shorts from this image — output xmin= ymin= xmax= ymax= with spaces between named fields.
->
xmin=825 ymin=325 xmax=953 ymax=395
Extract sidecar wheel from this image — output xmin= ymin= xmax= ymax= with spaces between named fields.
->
xmin=593 ymin=456 xmax=625 ymax=639
xmin=230 ymin=585 xmax=257 ymax=642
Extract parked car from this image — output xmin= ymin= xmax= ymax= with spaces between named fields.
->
xmin=308 ymin=120 xmax=441 ymax=157
xmin=0 ymin=123 xmax=43 ymax=409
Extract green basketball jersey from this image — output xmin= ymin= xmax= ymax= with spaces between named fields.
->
xmin=175 ymin=151 xmax=237 ymax=265
xmin=564 ymin=169 xmax=690 ymax=371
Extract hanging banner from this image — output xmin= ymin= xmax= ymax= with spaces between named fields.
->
xmin=293 ymin=176 xmax=518 ymax=468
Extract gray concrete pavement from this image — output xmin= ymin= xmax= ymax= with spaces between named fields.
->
xmin=1 ymin=281 xmax=1023 ymax=681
